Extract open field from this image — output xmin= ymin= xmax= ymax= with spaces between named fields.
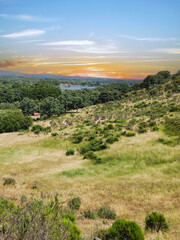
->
xmin=0 ymin=95 xmax=180 ymax=239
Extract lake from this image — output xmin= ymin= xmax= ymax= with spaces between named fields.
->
xmin=59 ymin=84 xmax=97 ymax=90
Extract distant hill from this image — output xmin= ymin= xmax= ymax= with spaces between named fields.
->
xmin=0 ymin=70 xmax=142 ymax=84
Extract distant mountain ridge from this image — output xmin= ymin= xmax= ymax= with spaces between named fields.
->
xmin=0 ymin=70 xmax=141 ymax=84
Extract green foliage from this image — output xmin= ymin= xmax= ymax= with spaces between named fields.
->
xmin=0 ymin=196 xmax=81 ymax=239
xmin=106 ymin=135 xmax=119 ymax=144
xmin=126 ymin=132 xmax=136 ymax=137
xmin=145 ymin=211 xmax=169 ymax=232
xmin=68 ymin=197 xmax=81 ymax=210
xmin=97 ymin=206 xmax=116 ymax=219
xmin=66 ymin=149 xmax=75 ymax=156
xmin=73 ymin=134 xmax=84 ymax=143
xmin=134 ymin=102 xmax=148 ymax=108
xmin=0 ymin=110 xmax=32 ymax=133
xmin=3 ymin=177 xmax=16 ymax=186
xmin=138 ymin=128 xmax=147 ymax=134
xmin=164 ymin=117 xmax=180 ymax=136
xmin=51 ymin=132 xmax=58 ymax=137
xmin=93 ymin=228 xmax=109 ymax=240
xmin=31 ymin=124 xmax=44 ymax=134
xmin=84 ymin=210 xmax=96 ymax=219
xmin=40 ymin=97 xmax=64 ymax=118
xmin=108 ymin=218 xmax=144 ymax=240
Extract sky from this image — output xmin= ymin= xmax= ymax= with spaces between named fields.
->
xmin=0 ymin=0 xmax=180 ymax=80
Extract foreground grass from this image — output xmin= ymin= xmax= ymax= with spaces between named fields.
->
xmin=0 ymin=130 xmax=179 ymax=239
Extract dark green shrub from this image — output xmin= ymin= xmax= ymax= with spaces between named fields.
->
xmin=83 ymin=151 xmax=97 ymax=160
xmin=3 ymin=178 xmax=16 ymax=186
xmin=107 ymin=124 xmax=114 ymax=129
xmin=145 ymin=211 xmax=169 ymax=232
xmin=134 ymin=102 xmax=147 ymax=108
xmin=152 ymin=126 xmax=159 ymax=131
xmin=106 ymin=135 xmax=118 ymax=144
xmin=31 ymin=124 xmax=44 ymax=134
xmin=139 ymin=122 xmax=147 ymax=129
xmin=88 ymin=138 xmax=107 ymax=151
xmin=97 ymin=206 xmax=116 ymax=219
xmin=138 ymin=128 xmax=147 ymax=134
xmin=66 ymin=149 xmax=75 ymax=156
xmin=73 ymin=134 xmax=84 ymax=143
xmin=0 ymin=110 xmax=32 ymax=133
xmin=51 ymin=132 xmax=58 ymax=137
xmin=84 ymin=210 xmax=96 ymax=219
xmin=68 ymin=197 xmax=81 ymax=210
xmin=108 ymin=218 xmax=144 ymax=240
xmin=149 ymin=121 xmax=156 ymax=127
xmin=126 ymin=132 xmax=136 ymax=137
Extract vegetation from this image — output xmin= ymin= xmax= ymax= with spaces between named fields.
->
xmin=108 ymin=218 xmax=144 ymax=240
xmin=145 ymin=211 xmax=169 ymax=232
xmin=0 ymin=109 xmax=32 ymax=133
xmin=0 ymin=70 xmax=179 ymax=239
xmin=97 ymin=206 xmax=116 ymax=219
xmin=68 ymin=197 xmax=81 ymax=210
xmin=0 ymin=195 xmax=81 ymax=239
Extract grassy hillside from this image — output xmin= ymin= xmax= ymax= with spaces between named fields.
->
xmin=0 ymin=74 xmax=179 ymax=239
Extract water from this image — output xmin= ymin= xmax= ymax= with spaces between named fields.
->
xmin=59 ymin=84 xmax=97 ymax=90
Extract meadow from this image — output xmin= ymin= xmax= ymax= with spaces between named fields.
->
xmin=0 ymin=73 xmax=180 ymax=239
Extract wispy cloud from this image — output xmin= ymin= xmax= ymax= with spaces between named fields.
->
xmin=0 ymin=58 xmax=29 ymax=68
xmin=2 ymin=29 xmax=46 ymax=38
xmin=19 ymin=40 xmax=44 ymax=43
xmin=39 ymin=40 xmax=94 ymax=46
xmin=153 ymin=48 xmax=180 ymax=54
xmin=119 ymin=34 xmax=176 ymax=41
xmin=0 ymin=13 xmax=59 ymax=22
xmin=34 ymin=61 xmax=111 ymax=67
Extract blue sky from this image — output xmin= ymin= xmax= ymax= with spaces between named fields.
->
xmin=0 ymin=0 xmax=180 ymax=79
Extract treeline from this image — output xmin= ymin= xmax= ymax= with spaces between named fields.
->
xmin=0 ymin=109 xmax=32 ymax=133
xmin=0 ymin=70 xmax=179 ymax=119
xmin=0 ymin=75 xmax=100 ymax=87
xmin=0 ymin=82 xmax=130 ymax=117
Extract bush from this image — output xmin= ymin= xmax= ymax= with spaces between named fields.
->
xmin=3 ymin=177 xmax=16 ymax=186
xmin=108 ymin=218 xmax=144 ymax=240
xmin=83 ymin=151 xmax=97 ymax=160
xmin=73 ymin=134 xmax=84 ymax=143
xmin=0 ymin=110 xmax=32 ymax=133
xmin=68 ymin=197 xmax=81 ymax=210
xmin=66 ymin=149 xmax=75 ymax=156
xmin=84 ymin=210 xmax=96 ymax=219
xmin=51 ymin=132 xmax=58 ymax=137
xmin=126 ymin=132 xmax=136 ymax=137
xmin=138 ymin=128 xmax=147 ymax=134
xmin=97 ymin=206 xmax=116 ymax=219
xmin=152 ymin=126 xmax=159 ymax=131
xmin=31 ymin=124 xmax=44 ymax=134
xmin=145 ymin=211 xmax=169 ymax=232
xmin=106 ymin=135 xmax=118 ymax=144
xmin=0 ymin=196 xmax=81 ymax=239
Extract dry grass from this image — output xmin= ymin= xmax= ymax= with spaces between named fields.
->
xmin=0 ymin=91 xmax=180 ymax=239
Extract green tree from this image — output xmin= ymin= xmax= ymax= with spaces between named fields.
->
xmin=40 ymin=97 xmax=64 ymax=117
xmin=20 ymin=97 xmax=39 ymax=115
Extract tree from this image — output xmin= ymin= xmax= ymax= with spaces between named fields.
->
xmin=40 ymin=97 xmax=64 ymax=117
xmin=20 ymin=98 xmax=39 ymax=115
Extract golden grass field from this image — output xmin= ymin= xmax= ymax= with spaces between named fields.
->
xmin=0 ymin=121 xmax=179 ymax=239
xmin=0 ymin=87 xmax=180 ymax=239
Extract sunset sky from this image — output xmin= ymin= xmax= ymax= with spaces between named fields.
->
xmin=0 ymin=0 xmax=180 ymax=79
